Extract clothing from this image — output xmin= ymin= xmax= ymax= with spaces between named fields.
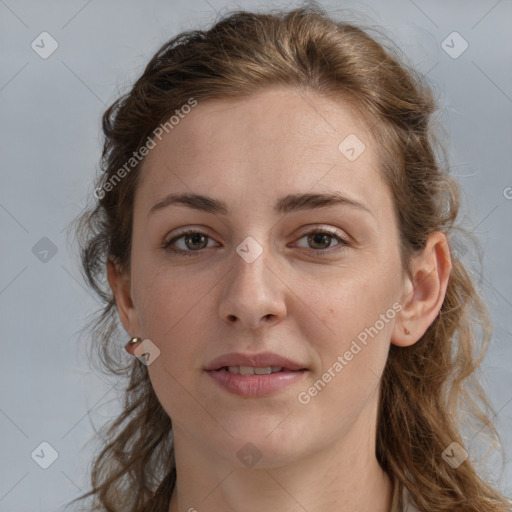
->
xmin=154 ymin=470 xmax=423 ymax=511
xmin=390 ymin=477 xmax=421 ymax=512
xmin=402 ymin=486 xmax=421 ymax=512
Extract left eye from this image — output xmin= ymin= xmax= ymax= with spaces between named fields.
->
xmin=294 ymin=229 xmax=348 ymax=252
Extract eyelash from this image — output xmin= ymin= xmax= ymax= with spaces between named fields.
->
xmin=161 ymin=227 xmax=350 ymax=257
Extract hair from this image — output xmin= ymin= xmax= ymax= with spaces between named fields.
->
xmin=69 ymin=3 xmax=511 ymax=511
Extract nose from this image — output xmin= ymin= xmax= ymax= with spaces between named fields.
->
xmin=218 ymin=242 xmax=287 ymax=330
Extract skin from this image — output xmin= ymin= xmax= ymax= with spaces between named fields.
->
xmin=108 ymin=86 xmax=452 ymax=512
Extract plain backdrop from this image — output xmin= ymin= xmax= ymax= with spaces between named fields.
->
xmin=1 ymin=0 xmax=511 ymax=510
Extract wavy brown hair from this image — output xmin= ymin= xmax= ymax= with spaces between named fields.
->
xmin=69 ymin=3 xmax=511 ymax=511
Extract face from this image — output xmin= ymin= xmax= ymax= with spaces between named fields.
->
xmin=118 ymin=87 xmax=410 ymax=467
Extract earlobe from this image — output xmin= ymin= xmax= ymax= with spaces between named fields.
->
xmin=106 ymin=257 xmax=140 ymax=337
xmin=391 ymin=232 xmax=452 ymax=348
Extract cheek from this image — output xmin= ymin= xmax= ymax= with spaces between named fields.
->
xmin=133 ymin=254 xmax=219 ymax=338
xmin=295 ymin=264 xmax=400 ymax=396
xmin=299 ymin=262 xmax=400 ymax=345
xmin=136 ymin=280 xmax=211 ymax=368
xmin=295 ymin=301 xmax=394 ymax=436
xmin=132 ymin=266 xmax=217 ymax=413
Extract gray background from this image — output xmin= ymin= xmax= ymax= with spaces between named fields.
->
xmin=1 ymin=0 xmax=511 ymax=510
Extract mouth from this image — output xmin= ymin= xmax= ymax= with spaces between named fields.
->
xmin=206 ymin=365 xmax=308 ymax=398
xmin=204 ymin=352 xmax=308 ymax=397
xmin=204 ymin=351 xmax=307 ymax=373
xmin=212 ymin=366 xmax=306 ymax=375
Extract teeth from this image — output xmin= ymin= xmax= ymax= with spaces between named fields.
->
xmin=240 ymin=366 xmax=254 ymax=375
xmin=254 ymin=367 xmax=272 ymax=375
xmin=227 ymin=366 xmax=283 ymax=375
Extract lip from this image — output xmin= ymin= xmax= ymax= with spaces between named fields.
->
xmin=204 ymin=351 xmax=308 ymax=398
xmin=204 ymin=351 xmax=307 ymax=372
xmin=206 ymin=368 xmax=307 ymax=398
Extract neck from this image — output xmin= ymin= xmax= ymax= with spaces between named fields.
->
xmin=167 ymin=397 xmax=394 ymax=512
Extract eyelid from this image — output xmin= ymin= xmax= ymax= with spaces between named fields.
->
xmin=296 ymin=225 xmax=347 ymax=239
xmin=162 ymin=225 xmax=351 ymax=256
xmin=163 ymin=225 xmax=211 ymax=240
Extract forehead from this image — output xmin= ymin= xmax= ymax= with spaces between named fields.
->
xmin=145 ymin=87 xmax=371 ymax=163
xmin=136 ymin=87 xmax=390 ymax=219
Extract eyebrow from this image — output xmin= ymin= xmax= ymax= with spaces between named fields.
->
xmin=147 ymin=191 xmax=374 ymax=218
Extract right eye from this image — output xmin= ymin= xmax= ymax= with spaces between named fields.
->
xmin=162 ymin=229 xmax=219 ymax=256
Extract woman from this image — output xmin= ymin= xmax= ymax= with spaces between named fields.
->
xmin=70 ymin=3 xmax=511 ymax=511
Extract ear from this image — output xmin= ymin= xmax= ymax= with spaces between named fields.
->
xmin=391 ymin=231 xmax=452 ymax=347
xmin=106 ymin=256 xmax=142 ymax=343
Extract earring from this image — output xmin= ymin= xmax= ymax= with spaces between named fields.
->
xmin=125 ymin=337 xmax=142 ymax=355
xmin=404 ymin=327 xmax=410 ymax=335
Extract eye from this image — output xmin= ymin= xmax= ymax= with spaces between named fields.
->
xmin=294 ymin=227 xmax=350 ymax=255
xmin=162 ymin=229 xmax=218 ymax=256
xmin=162 ymin=226 xmax=350 ymax=257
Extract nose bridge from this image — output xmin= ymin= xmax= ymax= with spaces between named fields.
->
xmin=218 ymin=232 xmax=286 ymax=328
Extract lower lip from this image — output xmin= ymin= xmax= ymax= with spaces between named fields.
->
xmin=206 ymin=368 xmax=307 ymax=398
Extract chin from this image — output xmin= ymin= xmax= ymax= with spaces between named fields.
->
xmin=213 ymin=423 xmax=310 ymax=468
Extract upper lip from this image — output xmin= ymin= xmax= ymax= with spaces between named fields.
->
xmin=205 ymin=352 xmax=307 ymax=371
